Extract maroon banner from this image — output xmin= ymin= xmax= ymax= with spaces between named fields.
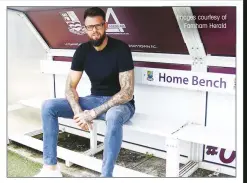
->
xmin=208 ymin=66 xmax=236 ymax=74
xmin=27 ymin=7 xmax=188 ymax=53
xmin=23 ymin=7 xmax=236 ymax=56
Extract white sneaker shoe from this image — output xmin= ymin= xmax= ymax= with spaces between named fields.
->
xmin=34 ymin=165 xmax=63 ymax=177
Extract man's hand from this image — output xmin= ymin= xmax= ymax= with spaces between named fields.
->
xmin=73 ymin=110 xmax=97 ymax=131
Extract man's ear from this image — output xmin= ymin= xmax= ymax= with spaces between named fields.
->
xmin=104 ymin=22 xmax=108 ymax=30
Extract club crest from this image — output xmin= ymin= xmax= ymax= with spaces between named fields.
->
xmin=147 ymin=71 xmax=154 ymax=81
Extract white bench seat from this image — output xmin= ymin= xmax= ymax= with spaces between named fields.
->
xmin=19 ymin=98 xmax=235 ymax=151
xmin=173 ymin=123 xmax=235 ymax=151
xmin=60 ymin=113 xmax=183 ymax=138
xmin=164 ymin=122 xmax=235 ymax=177
xmin=18 ymin=97 xmax=184 ymax=138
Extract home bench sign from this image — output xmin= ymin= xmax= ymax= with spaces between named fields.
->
xmin=142 ymin=68 xmax=235 ymax=94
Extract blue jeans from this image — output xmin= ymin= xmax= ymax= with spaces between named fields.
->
xmin=41 ymin=95 xmax=135 ymax=177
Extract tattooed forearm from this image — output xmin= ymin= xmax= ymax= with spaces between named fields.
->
xmin=65 ymin=75 xmax=83 ymax=115
xmin=93 ymin=70 xmax=134 ymax=116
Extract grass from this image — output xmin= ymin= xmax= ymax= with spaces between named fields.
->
xmin=7 ymin=150 xmax=42 ymax=177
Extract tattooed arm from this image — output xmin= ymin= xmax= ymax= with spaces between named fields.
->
xmin=65 ymin=70 xmax=83 ymax=115
xmin=92 ymin=69 xmax=134 ymax=117
xmin=65 ymin=70 xmax=94 ymax=130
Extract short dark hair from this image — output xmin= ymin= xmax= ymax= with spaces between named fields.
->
xmin=84 ymin=7 xmax=105 ymax=21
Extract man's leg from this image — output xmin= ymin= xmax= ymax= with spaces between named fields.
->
xmin=41 ymin=95 xmax=104 ymax=167
xmin=101 ymin=102 xmax=135 ymax=177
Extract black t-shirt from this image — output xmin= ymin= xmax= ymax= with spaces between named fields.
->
xmin=71 ymin=36 xmax=135 ymax=106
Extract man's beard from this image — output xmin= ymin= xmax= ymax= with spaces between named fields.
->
xmin=89 ymin=33 xmax=106 ymax=47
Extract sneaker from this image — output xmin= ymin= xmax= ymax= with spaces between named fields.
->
xmin=34 ymin=165 xmax=63 ymax=177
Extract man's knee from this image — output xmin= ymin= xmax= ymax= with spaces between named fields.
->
xmin=105 ymin=105 xmax=132 ymax=125
xmin=105 ymin=107 xmax=124 ymax=128
xmin=41 ymin=99 xmax=57 ymax=115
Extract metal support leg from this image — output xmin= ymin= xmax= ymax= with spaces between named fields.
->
xmin=65 ymin=160 xmax=73 ymax=167
xmin=165 ymin=137 xmax=180 ymax=177
xmin=90 ymin=123 xmax=98 ymax=154
xmin=190 ymin=142 xmax=203 ymax=162
xmin=179 ymin=142 xmax=201 ymax=177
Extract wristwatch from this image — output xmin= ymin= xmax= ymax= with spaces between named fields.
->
xmin=90 ymin=109 xmax=97 ymax=118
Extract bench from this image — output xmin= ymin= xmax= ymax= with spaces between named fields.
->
xmin=15 ymin=59 xmax=235 ymax=177
xmin=18 ymin=96 xmax=185 ymax=177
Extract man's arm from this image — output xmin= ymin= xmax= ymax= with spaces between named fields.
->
xmin=65 ymin=70 xmax=83 ymax=115
xmin=93 ymin=69 xmax=134 ymax=117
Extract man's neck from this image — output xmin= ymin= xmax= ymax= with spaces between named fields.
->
xmin=93 ymin=36 xmax=108 ymax=51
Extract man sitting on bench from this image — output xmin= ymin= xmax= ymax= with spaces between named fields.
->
xmin=35 ymin=7 xmax=135 ymax=177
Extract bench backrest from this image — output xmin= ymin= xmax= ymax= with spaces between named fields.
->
xmin=42 ymin=59 xmax=209 ymax=128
